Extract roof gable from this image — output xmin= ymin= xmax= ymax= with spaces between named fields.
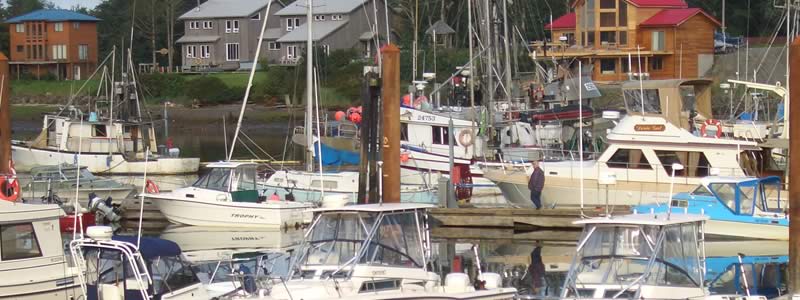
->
xmin=545 ymin=12 xmax=576 ymax=30
xmin=571 ymin=0 xmax=687 ymax=8
xmin=179 ymin=0 xmax=281 ymax=20
xmin=640 ymin=8 xmax=721 ymax=27
xmin=276 ymin=0 xmax=369 ymax=16
xmin=425 ymin=20 xmax=455 ymax=35
xmin=6 ymin=9 xmax=100 ymax=23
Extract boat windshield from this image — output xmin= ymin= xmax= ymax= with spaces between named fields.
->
xmin=571 ymin=224 xmax=702 ymax=288
xmin=193 ymin=168 xmax=232 ymax=192
xmin=295 ymin=212 xmax=376 ymax=269
xmin=85 ymin=249 xmax=200 ymax=296
xmin=63 ymin=168 xmax=96 ymax=181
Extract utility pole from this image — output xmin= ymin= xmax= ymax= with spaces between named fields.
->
xmin=381 ymin=44 xmax=401 ymax=203
xmin=788 ymin=36 xmax=800 ymax=294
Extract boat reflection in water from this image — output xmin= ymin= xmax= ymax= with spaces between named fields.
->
xmin=705 ymin=241 xmax=788 ymax=298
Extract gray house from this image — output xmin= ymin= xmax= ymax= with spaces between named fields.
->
xmin=177 ymin=0 xmax=284 ymax=71
xmin=265 ymin=0 xmax=392 ymax=65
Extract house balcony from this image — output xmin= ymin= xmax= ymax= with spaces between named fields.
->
xmin=529 ymin=41 xmax=673 ymax=60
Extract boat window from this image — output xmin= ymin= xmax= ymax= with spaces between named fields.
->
xmin=0 ymin=223 xmax=43 ymax=260
xmin=63 ymin=168 xmax=96 ymax=181
xmin=33 ymin=171 xmax=61 ymax=181
xmin=193 ymin=168 xmax=231 ymax=192
xmin=690 ymin=185 xmax=714 ymax=197
xmin=709 ymin=262 xmax=787 ymax=296
xmin=359 ymin=279 xmax=401 ymax=293
xmin=362 ymin=212 xmax=424 ymax=268
xmin=654 ymin=151 xmax=710 ymax=177
xmin=432 ymin=126 xmax=450 ymax=145
xmin=573 ymin=225 xmax=662 ymax=285
xmin=151 ymin=256 xmax=201 ymax=295
xmin=650 ymin=223 xmax=702 ymax=287
xmin=311 ymin=180 xmax=338 ymax=189
xmin=93 ymin=124 xmax=107 ymax=137
xmin=759 ymin=181 xmax=782 ymax=212
xmin=297 ymin=212 xmax=376 ymax=268
xmin=623 ymin=89 xmax=661 ymax=114
xmin=739 ymin=186 xmax=755 ymax=215
xmin=231 ymin=166 xmax=257 ymax=192
xmin=401 ymin=123 xmax=408 ymax=141
xmin=709 ymin=183 xmax=737 ymax=212
xmin=606 ymin=149 xmax=652 ymax=169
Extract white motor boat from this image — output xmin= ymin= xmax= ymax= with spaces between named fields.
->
xmin=220 ymin=203 xmax=518 ymax=299
xmin=0 ymin=200 xmax=81 ymax=299
xmin=159 ymin=225 xmax=303 ymax=263
xmin=145 ymin=162 xmax=314 ymax=228
xmin=554 ymin=212 xmax=767 ymax=300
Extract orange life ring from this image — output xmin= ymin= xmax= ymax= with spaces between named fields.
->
xmin=700 ymin=119 xmax=722 ymax=138
xmin=0 ymin=176 xmax=20 ymax=202
xmin=145 ymin=179 xmax=160 ymax=194
xmin=458 ymin=129 xmax=475 ymax=147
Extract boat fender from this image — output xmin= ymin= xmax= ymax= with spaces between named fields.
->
xmin=0 ymin=176 xmax=20 ymax=202
xmin=458 ymin=129 xmax=475 ymax=147
xmin=145 ymin=180 xmax=160 ymax=194
xmin=700 ymin=119 xmax=722 ymax=138
xmin=452 ymin=256 xmax=463 ymax=273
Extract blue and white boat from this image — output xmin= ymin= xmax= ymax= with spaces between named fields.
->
xmin=635 ymin=176 xmax=788 ymax=240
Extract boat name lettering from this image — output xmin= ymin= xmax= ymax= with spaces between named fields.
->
xmin=634 ymin=124 xmax=666 ymax=132
xmin=371 ymin=270 xmax=386 ymax=276
xmin=231 ymin=214 xmax=259 ymax=219
xmin=232 ymin=237 xmax=262 ymax=241
xmin=416 ymin=115 xmax=435 ymax=122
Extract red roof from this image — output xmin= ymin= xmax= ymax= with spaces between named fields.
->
xmin=571 ymin=0 xmax=687 ymax=8
xmin=545 ymin=12 xmax=576 ymax=30
xmin=640 ymin=8 xmax=721 ymax=27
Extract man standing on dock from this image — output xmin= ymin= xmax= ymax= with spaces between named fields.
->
xmin=528 ymin=161 xmax=545 ymax=209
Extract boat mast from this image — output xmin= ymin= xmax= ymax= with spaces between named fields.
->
xmin=0 ymin=55 xmax=9 ymax=175
xmin=305 ymin=0 xmax=315 ymax=172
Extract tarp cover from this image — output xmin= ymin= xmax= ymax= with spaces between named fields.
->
xmin=112 ymin=236 xmax=182 ymax=260
xmin=314 ymin=142 xmax=360 ymax=166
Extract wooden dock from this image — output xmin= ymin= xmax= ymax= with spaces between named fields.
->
xmin=429 ymin=206 xmax=627 ymax=230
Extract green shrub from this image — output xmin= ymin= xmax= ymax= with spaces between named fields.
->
xmin=184 ymin=76 xmax=235 ymax=105
xmin=139 ymin=73 xmax=186 ymax=99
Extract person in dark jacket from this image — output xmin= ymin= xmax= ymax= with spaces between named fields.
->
xmin=528 ymin=160 xmax=545 ymax=209
xmin=528 ymin=246 xmax=545 ymax=294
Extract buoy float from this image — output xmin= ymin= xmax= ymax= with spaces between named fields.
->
xmin=145 ymin=179 xmax=160 ymax=194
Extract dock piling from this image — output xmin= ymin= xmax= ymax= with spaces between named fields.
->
xmin=788 ymin=36 xmax=800 ymax=294
xmin=381 ymin=44 xmax=401 ymax=203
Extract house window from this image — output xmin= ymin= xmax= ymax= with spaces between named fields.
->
xmin=600 ymin=0 xmax=615 ymax=8
xmin=1 ymin=223 xmax=42 ymax=260
xmin=189 ymin=21 xmax=199 ymax=29
xmin=332 ymin=14 xmax=343 ymax=21
xmin=600 ymin=59 xmax=616 ymax=74
xmin=618 ymin=1 xmax=627 ymax=25
xmin=226 ymin=20 xmax=239 ymax=33
xmin=226 ymin=43 xmax=240 ymax=61
xmin=321 ymin=44 xmax=330 ymax=56
xmin=233 ymin=20 xmax=239 ymax=33
xmin=202 ymin=21 xmax=213 ymax=29
xmin=432 ymin=126 xmax=450 ymax=145
xmin=200 ymin=45 xmax=211 ymax=58
xmin=73 ymin=22 xmax=80 ymax=29
xmin=652 ymin=31 xmax=665 ymax=51
xmin=54 ymin=22 xmax=63 ymax=32
xmin=287 ymin=45 xmax=298 ymax=59
xmin=314 ymin=15 xmax=326 ymax=21
xmin=294 ymin=18 xmax=300 ymax=28
xmin=78 ymin=44 xmax=88 ymax=60
xmin=15 ymin=24 xmax=23 ymax=32
xmin=251 ymin=13 xmax=260 ymax=20
xmin=606 ymin=149 xmax=651 ymax=169
xmin=600 ymin=31 xmax=616 ymax=45
xmin=621 ymin=58 xmax=629 ymax=73
xmin=16 ymin=45 xmax=22 ymax=52
xmin=286 ymin=18 xmax=294 ymax=31
xmin=268 ymin=42 xmax=280 ymax=50
xmin=600 ymin=12 xmax=616 ymax=27
xmin=651 ymin=57 xmax=664 ymax=71
xmin=619 ymin=31 xmax=628 ymax=46
xmin=186 ymin=45 xmax=196 ymax=58
xmin=586 ymin=31 xmax=595 ymax=47
xmin=52 ymin=44 xmax=67 ymax=60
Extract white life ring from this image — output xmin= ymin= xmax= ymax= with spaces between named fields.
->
xmin=458 ymin=129 xmax=475 ymax=147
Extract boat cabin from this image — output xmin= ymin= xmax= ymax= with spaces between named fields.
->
xmin=563 ymin=213 xmax=707 ymax=299
xmin=69 ymin=231 xmax=209 ymax=300
xmin=29 ymin=113 xmax=158 ymax=157
xmin=31 ymin=164 xmax=96 ymax=182
xmin=400 ymin=107 xmax=484 ymax=159
xmin=192 ymin=162 xmax=261 ymax=203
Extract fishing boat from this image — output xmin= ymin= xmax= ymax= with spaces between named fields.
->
xmin=23 ymin=164 xmax=136 ymax=205
xmin=145 ymin=162 xmax=314 ymax=228
xmin=68 ymin=227 xmax=219 ymax=300
xmin=262 ymin=169 xmax=437 ymax=204
xmin=484 ymin=79 xmax=784 ymax=208
xmin=634 ymin=176 xmax=788 ymax=240
xmin=0 ymin=200 xmax=81 ymax=299
xmin=220 ymin=203 xmax=518 ymax=299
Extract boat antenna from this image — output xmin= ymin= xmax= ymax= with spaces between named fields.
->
xmin=72 ymin=112 xmax=84 ymax=239
xmin=666 ymin=163 xmax=684 ymax=220
xmin=578 ymin=61 xmax=585 ymax=214
xmin=227 ymin=0 xmax=274 ymax=161
xmin=314 ymin=67 xmax=324 ymax=201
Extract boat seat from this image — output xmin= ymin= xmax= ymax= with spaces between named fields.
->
xmin=477 ymin=272 xmax=502 ymax=289
xmin=444 ymin=273 xmax=471 ymax=293
xmin=231 ymin=190 xmax=260 ymax=203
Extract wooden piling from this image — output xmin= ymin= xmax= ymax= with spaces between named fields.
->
xmin=789 ymin=37 xmax=800 ymax=294
xmin=381 ymin=44 xmax=401 ymax=203
xmin=0 ymin=53 xmax=10 ymax=174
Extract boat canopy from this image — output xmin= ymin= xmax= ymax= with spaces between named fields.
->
xmin=694 ymin=176 xmax=783 ymax=214
xmin=621 ymin=79 xmax=712 ymax=132
xmin=112 ymin=236 xmax=182 ymax=260
xmin=193 ymin=163 xmax=258 ymax=197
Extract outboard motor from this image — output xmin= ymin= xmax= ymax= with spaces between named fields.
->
xmin=88 ymin=193 xmax=121 ymax=231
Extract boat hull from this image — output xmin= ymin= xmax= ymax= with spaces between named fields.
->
xmin=704 ymin=219 xmax=788 ymax=241
xmin=147 ymin=194 xmax=312 ymax=228
xmin=12 ymin=144 xmax=200 ymax=175
xmin=0 ymin=259 xmax=80 ymax=300
xmin=23 ymin=185 xmax=135 ymax=206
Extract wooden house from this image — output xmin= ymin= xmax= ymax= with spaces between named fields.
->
xmin=540 ymin=0 xmax=720 ymax=82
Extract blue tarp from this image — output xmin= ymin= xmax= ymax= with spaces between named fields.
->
xmin=313 ymin=142 xmax=360 ymax=166
xmin=112 ymin=236 xmax=182 ymax=260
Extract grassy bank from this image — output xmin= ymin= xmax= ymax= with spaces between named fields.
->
xmin=11 ymin=104 xmax=55 ymax=121
xmin=11 ymin=79 xmax=100 ymax=97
